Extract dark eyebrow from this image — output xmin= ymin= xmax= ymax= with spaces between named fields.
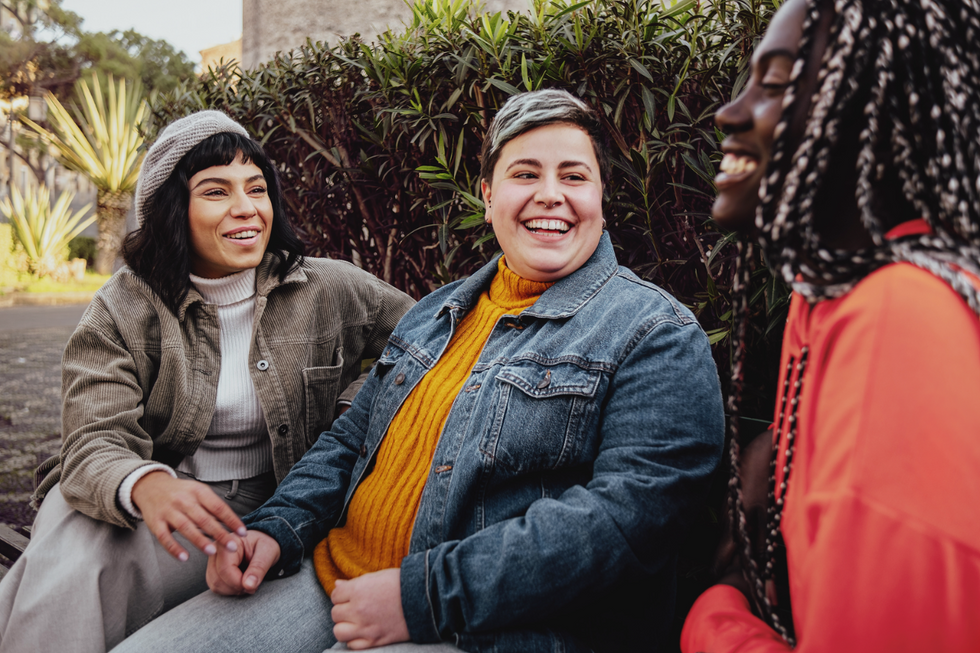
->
xmin=191 ymin=174 xmax=266 ymax=190
xmin=505 ymin=158 xmax=541 ymax=172
xmin=191 ymin=177 xmax=230 ymax=190
xmin=558 ymin=160 xmax=593 ymax=173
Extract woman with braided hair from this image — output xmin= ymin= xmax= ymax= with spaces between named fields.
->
xmin=682 ymin=0 xmax=980 ymax=650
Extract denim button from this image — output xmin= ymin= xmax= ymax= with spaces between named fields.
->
xmin=278 ymin=424 xmax=289 ymax=435
xmin=536 ymin=370 xmax=552 ymax=389
xmin=256 ymin=359 xmax=269 ymax=371
xmin=359 ymin=444 xmax=368 ymax=457
xmin=394 ymin=373 xmax=406 ymax=385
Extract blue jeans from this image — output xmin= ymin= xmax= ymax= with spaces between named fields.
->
xmin=112 ymin=558 xmax=462 ymax=653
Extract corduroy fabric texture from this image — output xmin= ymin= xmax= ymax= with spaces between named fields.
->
xmin=313 ymin=258 xmax=552 ymax=593
xmin=39 ymin=253 xmax=415 ymax=528
xmin=134 ymin=110 xmax=250 ymax=226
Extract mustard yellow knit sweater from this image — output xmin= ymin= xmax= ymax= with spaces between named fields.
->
xmin=313 ymin=258 xmax=551 ymax=593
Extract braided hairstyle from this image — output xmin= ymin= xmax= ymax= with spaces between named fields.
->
xmin=727 ymin=0 xmax=980 ymax=642
xmin=761 ymin=0 xmax=980 ymax=301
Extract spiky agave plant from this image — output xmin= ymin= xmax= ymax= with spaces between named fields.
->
xmin=0 ymin=185 xmax=95 ymax=278
xmin=24 ymin=74 xmax=148 ymax=274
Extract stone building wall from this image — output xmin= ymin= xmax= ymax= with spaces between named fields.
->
xmin=242 ymin=0 xmax=529 ymax=69
xmin=200 ymin=39 xmax=243 ymax=73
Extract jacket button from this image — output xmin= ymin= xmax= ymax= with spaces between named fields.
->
xmin=359 ymin=444 xmax=368 ymax=457
xmin=536 ymin=370 xmax=552 ymax=389
xmin=394 ymin=373 xmax=406 ymax=385
xmin=256 ymin=359 xmax=270 ymax=371
xmin=278 ymin=424 xmax=289 ymax=435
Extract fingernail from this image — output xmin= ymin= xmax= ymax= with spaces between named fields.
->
xmin=178 ymin=551 xmax=189 ymax=562
xmin=226 ymin=540 xmax=238 ymax=552
xmin=237 ymin=527 xmax=247 ymax=537
xmin=204 ymin=543 xmax=217 ymax=556
xmin=244 ymin=575 xmax=257 ymax=589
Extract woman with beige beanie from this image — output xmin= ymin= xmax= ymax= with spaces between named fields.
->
xmin=0 ymin=110 xmax=413 ymax=652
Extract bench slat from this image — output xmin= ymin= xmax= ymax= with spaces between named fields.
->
xmin=0 ymin=524 xmax=29 ymax=565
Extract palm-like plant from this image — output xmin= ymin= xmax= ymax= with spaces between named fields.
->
xmin=24 ymin=74 xmax=148 ymax=274
xmin=0 ymin=185 xmax=95 ymax=278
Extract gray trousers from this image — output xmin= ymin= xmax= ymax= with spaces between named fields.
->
xmin=113 ymin=556 xmax=462 ymax=653
xmin=0 ymin=472 xmax=276 ymax=653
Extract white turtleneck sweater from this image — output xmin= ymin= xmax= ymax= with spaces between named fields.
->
xmin=118 ymin=268 xmax=273 ymax=518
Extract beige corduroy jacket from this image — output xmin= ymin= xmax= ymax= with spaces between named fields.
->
xmin=33 ymin=253 xmax=414 ymax=528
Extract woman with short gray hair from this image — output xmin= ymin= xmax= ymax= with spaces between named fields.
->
xmin=118 ymin=88 xmax=724 ymax=653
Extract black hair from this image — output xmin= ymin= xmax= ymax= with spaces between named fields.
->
xmin=122 ymin=132 xmax=305 ymax=314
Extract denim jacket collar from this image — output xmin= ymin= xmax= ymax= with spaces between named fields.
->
xmin=175 ymin=252 xmax=308 ymax=322
xmin=439 ymin=232 xmax=617 ymax=320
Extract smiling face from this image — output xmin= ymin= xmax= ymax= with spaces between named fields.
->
xmin=481 ymin=123 xmax=604 ymax=282
xmin=712 ymin=0 xmax=812 ymax=232
xmin=187 ymin=153 xmax=273 ymax=278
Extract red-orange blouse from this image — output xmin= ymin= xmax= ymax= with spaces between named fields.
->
xmin=682 ymin=221 xmax=980 ymax=652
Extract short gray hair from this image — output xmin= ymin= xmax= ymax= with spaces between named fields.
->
xmin=479 ymin=89 xmax=611 ymax=185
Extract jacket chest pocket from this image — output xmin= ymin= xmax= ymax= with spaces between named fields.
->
xmin=302 ymin=354 xmax=344 ymax=446
xmin=480 ymin=361 xmax=602 ymax=473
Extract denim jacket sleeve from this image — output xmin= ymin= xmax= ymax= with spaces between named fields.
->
xmin=399 ymin=315 xmax=725 ymax=641
xmin=241 ymin=365 xmax=377 ymax=574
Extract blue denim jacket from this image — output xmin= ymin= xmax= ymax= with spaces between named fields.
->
xmin=245 ymin=234 xmax=724 ymax=652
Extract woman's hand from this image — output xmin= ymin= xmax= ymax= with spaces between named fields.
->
xmin=206 ymin=529 xmax=282 ymax=595
xmin=131 ymin=471 xmax=247 ymax=561
xmin=331 ymin=568 xmax=410 ymax=649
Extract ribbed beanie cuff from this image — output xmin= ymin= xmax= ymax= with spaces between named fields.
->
xmin=134 ymin=110 xmax=250 ymax=226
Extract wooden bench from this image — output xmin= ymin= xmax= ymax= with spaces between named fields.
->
xmin=0 ymin=525 xmax=30 ymax=580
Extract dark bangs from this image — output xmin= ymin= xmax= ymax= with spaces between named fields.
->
xmin=178 ymin=132 xmax=268 ymax=178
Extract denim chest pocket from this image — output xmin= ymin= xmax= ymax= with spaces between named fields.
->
xmin=480 ymin=361 xmax=603 ymax=473
xmin=302 ymin=351 xmax=344 ymax=446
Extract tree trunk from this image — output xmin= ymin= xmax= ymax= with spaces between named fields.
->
xmin=94 ymin=190 xmax=132 ymax=275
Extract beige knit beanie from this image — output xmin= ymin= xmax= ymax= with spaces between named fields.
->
xmin=134 ymin=110 xmax=250 ymax=227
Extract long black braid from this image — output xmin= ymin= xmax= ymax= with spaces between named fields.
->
xmin=727 ymin=0 xmax=980 ymax=644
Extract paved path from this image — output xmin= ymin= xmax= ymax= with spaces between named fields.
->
xmin=0 ymin=303 xmax=88 ymax=529
xmin=0 ymin=304 xmax=89 ymax=331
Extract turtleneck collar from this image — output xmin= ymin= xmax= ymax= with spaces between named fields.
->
xmin=488 ymin=257 xmax=554 ymax=311
xmin=189 ymin=268 xmax=257 ymax=306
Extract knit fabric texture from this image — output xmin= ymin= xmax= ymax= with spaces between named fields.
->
xmin=134 ymin=110 xmax=250 ymax=226
xmin=313 ymin=258 xmax=552 ymax=594
xmin=178 ymin=268 xmax=272 ymax=481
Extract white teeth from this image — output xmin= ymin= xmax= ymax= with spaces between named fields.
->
xmin=227 ymin=230 xmax=258 ymax=239
xmin=719 ymin=153 xmax=758 ymax=175
xmin=523 ymin=219 xmax=570 ymax=233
